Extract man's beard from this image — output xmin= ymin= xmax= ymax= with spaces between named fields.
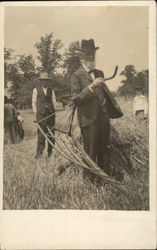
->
xmin=84 ymin=60 xmax=96 ymax=71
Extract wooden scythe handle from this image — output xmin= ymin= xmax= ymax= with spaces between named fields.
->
xmin=103 ymin=65 xmax=118 ymax=81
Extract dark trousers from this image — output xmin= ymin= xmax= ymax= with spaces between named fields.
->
xmin=5 ymin=121 xmax=16 ymax=144
xmin=36 ymin=112 xmax=55 ymax=155
xmin=81 ymin=110 xmax=110 ymax=174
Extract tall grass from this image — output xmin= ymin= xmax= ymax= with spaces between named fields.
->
xmin=3 ymin=98 xmax=149 ymax=210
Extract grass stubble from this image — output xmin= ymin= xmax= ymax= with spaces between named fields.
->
xmin=3 ymin=98 xmax=149 ymax=210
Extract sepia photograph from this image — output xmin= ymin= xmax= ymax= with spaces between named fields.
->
xmin=0 ymin=1 xmax=156 ymax=249
xmin=3 ymin=4 xmax=150 ymax=211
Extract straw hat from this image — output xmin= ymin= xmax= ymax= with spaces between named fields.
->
xmin=39 ymin=72 xmax=51 ymax=80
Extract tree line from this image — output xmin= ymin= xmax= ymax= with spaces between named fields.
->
xmin=4 ymin=32 xmax=148 ymax=107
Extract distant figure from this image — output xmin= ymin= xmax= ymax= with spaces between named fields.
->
xmin=15 ymin=112 xmax=24 ymax=140
xmin=32 ymin=72 xmax=56 ymax=159
xmin=133 ymin=85 xmax=148 ymax=118
xmin=4 ymin=96 xmax=17 ymax=144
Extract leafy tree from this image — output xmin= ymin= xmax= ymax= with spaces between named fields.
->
xmin=4 ymin=48 xmax=21 ymax=100
xmin=4 ymin=48 xmax=15 ymax=87
xmin=7 ymin=63 xmax=22 ymax=89
xmin=4 ymin=48 xmax=27 ymax=90
xmin=15 ymin=79 xmax=36 ymax=107
xmin=52 ymin=73 xmax=68 ymax=100
xmin=61 ymin=41 xmax=81 ymax=97
xmin=35 ymin=33 xmax=63 ymax=75
xmin=17 ymin=54 xmax=37 ymax=80
xmin=4 ymin=48 xmax=38 ymax=106
xmin=118 ymin=65 xmax=137 ymax=97
xmin=63 ymin=41 xmax=81 ymax=75
xmin=136 ymin=69 xmax=148 ymax=95
xmin=17 ymin=53 xmax=37 ymax=106
xmin=118 ymin=65 xmax=149 ymax=97
xmin=4 ymin=48 xmax=15 ymax=61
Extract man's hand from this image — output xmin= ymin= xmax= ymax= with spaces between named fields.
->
xmin=89 ymin=77 xmax=104 ymax=89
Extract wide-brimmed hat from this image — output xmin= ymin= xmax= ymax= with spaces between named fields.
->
xmin=39 ymin=72 xmax=51 ymax=80
xmin=79 ymin=39 xmax=99 ymax=53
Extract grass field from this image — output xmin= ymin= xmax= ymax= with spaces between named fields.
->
xmin=3 ymin=97 xmax=149 ymax=210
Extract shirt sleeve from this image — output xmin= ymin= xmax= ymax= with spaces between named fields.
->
xmin=32 ymin=88 xmax=37 ymax=113
xmin=52 ymin=90 xmax=56 ymax=109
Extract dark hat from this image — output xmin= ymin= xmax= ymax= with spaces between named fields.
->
xmin=79 ymin=39 xmax=99 ymax=53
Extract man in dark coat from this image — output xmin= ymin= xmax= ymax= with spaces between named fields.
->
xmin=32 ymin=72 xmax=56 ymax=159
xmin=4 ymin=96 xmax=17 ymax=144
xmin=71 ymin=39 xmax=123 ymax=175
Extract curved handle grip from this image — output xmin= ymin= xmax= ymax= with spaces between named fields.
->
xmin=103 ymin=65 xmax=118 ymax=82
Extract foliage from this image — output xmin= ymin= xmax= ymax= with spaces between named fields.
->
xmin=17 ymin=54 xmax=37 ymax=80
xmin=14 ymin=80 xmax=36 ymax=107
xmin=59 ymin=41 xmax=82 ymax=97
xmin=118 ymin=65 xmax=149 ymax=97
xmin=4 ymin=48 xmax=20 ymax=89
xmin=136 ymin=69 xmax=148 ymax=95
xmin=63 ymin=41 xmax=81 ymax=75
xmin=118 ymin=65 xmax=137 ymax=97
xmin=4 ymin=48 xmax=38 ymax=106
xmin=4 ymin=48 xmax=15 ymax=87
xmin=7 ymin=63 xmax=22 ymax=89
xmin=4 ymin=44 xmax=149 ymax=106
xmin=34 ymin=33 xmax=63 ymax=75
xmin=13 ymin=55 xmax=38 ymax=106
xmin=4 ymin=48 xmax=15 ymax=62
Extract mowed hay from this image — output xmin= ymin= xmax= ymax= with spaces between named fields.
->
xmin=3 ymin=98 xmax=149 ymax=210
xmin=109 ymin=98 xmax=149 ymax=209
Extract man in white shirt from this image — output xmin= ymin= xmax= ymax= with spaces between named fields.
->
xmin=133 ymin=85 xmax=148 ymax=118
xmin=32 ymin=72 xmax=56 ymax=159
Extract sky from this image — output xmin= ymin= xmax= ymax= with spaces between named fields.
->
xmin=4 ymin=6 xmax=148 ymax=90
